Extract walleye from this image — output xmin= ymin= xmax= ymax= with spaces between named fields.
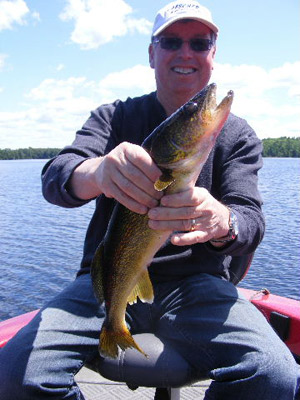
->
xmin=91 ymin=83 xmax=234 ymax=358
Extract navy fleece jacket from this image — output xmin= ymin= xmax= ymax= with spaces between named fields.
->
xmin=42 ymin=91 xmax=265 ymax=281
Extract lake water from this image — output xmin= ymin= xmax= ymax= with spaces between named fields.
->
xmin=0 ymin=158 xmax=299 ymax=321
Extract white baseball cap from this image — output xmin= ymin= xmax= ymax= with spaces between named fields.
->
xmin=152 ymin=0 xmax=219 ymax=37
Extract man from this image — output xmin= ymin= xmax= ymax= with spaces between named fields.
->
xmin=0 ymin=1 xmax=299 ymax=399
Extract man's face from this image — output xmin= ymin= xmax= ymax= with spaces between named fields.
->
xmin=149 ymin=20 xmax=216 ymax=109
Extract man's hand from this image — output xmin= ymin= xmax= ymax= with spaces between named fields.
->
xmin=68 ymin=142 xmax=163 ymax=214
xmin=148 ymin=187 xmax=230 ymax=246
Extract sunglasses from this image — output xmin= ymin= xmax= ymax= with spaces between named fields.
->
xmin=153 ymin=37 xmax=214 ymax=52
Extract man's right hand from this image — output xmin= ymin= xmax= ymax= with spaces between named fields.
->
xmin=68 ymin=142 xmax=163 ymax=214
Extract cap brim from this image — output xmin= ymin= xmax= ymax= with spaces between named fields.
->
xmin=152 ymin=16 xmax=219 ymax=37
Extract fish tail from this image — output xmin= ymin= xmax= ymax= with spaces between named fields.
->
xmin=99 ymin=325 xmax=148 ymax=359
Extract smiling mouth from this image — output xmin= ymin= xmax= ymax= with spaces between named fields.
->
xmin=172 ymin=67 xmax=196 ymax=75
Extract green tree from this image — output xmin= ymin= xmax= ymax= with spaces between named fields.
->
xmin=0 ymin=148 xmax=61 ymax=160
xmin=262 ymin=137 xmax=300 ymax=157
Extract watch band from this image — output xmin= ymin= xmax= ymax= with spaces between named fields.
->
xmin=210 ymin=209 xmax=239 ymax=243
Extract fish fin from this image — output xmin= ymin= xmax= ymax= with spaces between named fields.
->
xmin=154 ymin=172 xmax=175 ymax=191
xmin=127 ymin=270 xmax=154 ymax=305
xmin=99 ymin=324 xmax=148 ymax=359
xmin=91 ymin=241 xmax=105 ymax=303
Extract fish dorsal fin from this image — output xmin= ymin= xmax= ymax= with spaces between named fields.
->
xmin=154 ymin=172 xmax=175 ymax=191
xmin=127 ymin=270 xmax=154 ymax=305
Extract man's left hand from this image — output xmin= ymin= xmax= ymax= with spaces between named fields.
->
xmin=148 ymin=187 xmax=230 ymax=246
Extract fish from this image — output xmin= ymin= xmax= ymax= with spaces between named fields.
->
xmin=91 ymin=83 xmax=234 ymax=358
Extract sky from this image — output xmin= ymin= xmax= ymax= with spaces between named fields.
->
xmin=0 ymin=0 xmax=299 ymax=149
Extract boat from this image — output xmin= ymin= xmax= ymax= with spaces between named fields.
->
xmin=0 ymin=287 xmax=299 ymax=361
xmin=0 ymin=286 xmax=299 ymax=400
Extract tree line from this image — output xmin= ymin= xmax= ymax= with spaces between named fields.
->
xmin=261 ymin=137 xmax=300 ymax=158
xmin=0 ymin=137 xmax=299 ymax=160
xmin=0 ymin=147 xmax=61 ymax=160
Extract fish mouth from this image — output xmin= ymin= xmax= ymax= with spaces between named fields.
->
xmin=187 ymin=83 xmax=233 ymax=116
xmin=172 ymin=67 xmax=197 ymax=75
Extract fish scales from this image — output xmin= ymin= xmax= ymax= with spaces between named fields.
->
xmin=91 ymin=83 xmax=234 ymax=358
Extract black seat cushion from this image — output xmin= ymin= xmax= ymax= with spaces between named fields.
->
xmin=89 ymin=333 xmax=202 ymax=388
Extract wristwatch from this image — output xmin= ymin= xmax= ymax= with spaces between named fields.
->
xmin=211 ymin=209 xmax=239 ymax=243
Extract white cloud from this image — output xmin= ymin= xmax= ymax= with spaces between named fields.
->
xmin=26 ymin=77 xmax=89 ymax=101
xmin=0 ymin=65 xmax=155 ymax=148
xmin=212 ymin=61 xmax=300 ymax=100
xmin=211 ymin=61 xmax=300 ymax=138
xmin=100 ymin=65 xmax=154 ymax=90
xmin=0 ymin=61 xmax=299 ymax=149
xmin=56 ymin=64 xmax=65 ymax=72
xmin=98 ymin=64 xmax=155 ymax=103
xmin=0 ymin=0 xmax=29 ymax=31
xmin=31 ymin=11 xmax=41 ymax=23
xmin=0 ymin=54 xmax=7 ymax=92
xmin=0 ymin=76 xmax=99 ymax=149
xmin=0 ymin=53 xmax=7 ymax=70
xmin=59 ymin=0 xmax=152 ymax=50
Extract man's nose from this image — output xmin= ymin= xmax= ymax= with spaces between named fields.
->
xmin=178 ymin=41 xmax=193 ymax=58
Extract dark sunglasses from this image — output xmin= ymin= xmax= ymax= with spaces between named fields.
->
xmin=153 ymin=37 xmax=214 ymax=52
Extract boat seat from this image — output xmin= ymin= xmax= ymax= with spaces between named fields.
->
xmin=87 ymin=253 xmax=254 ymax=400
xmin=87 ymin=332 xmax=202 ymax=399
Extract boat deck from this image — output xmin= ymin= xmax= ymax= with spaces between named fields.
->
xmin=75 ymin=366 xmax=211 ymax=399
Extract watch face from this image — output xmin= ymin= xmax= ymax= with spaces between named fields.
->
xmin=210 ymin=210 xmax=238 ymax=243
xmin=229 ymin=211 xmax=238 ymax=238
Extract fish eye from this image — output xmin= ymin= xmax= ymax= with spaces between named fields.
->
xmin=185 ymin=102 xmax=198 ymax=114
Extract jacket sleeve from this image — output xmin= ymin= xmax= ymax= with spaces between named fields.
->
xmin=206 ymin=114 xmax=265 ymax=256
xmin=41 ymin=102 xmax=120 ymax=208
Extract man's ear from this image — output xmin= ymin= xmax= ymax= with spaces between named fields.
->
xmin=211 ymin=45 xmax=216 ymax=70
xmin=212 ymin=45 xmax=217 ymax=59
xmin=149 ymin=44 xmax=155 ymax=69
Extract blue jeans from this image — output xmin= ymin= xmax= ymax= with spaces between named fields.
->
xmin=0 ymin=273 xmax=298 ymax=399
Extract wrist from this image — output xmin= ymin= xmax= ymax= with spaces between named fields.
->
xmin=210 ymin=208 xmax=239 ymax=244
xmin=68 ymin=157 xmax=103 ymax=200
